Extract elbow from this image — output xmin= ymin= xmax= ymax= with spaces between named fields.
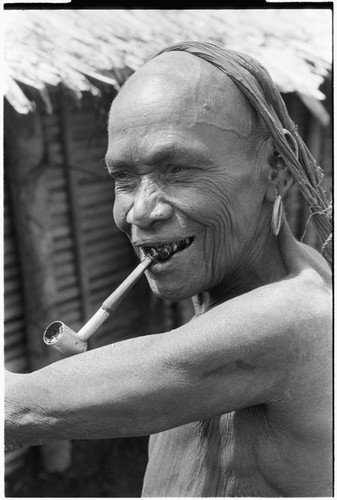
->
xmin=5 ymin=371 xmax=57 ymax=449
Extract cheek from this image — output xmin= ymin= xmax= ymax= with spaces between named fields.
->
xmin=184 ymin=178 xmax=237 ymax=240
xmin=196 ymin=173 xmax=260 ymax=233
xmin=178 ymin=176 xmax=252 ymax=276
xmin=171 ymin=181 xmax=234 ymax=278
xmin=199 ymin=185 xmax=234 ymax=267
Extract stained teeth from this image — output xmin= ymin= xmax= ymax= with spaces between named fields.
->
xmin=144 ymin=237 xmax=193 ymax=261
xmin=160 ymin=248 xmax=171 ymax=260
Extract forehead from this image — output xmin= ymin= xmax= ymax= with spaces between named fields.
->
xmin=106 ymin=52 xmax=256 ymax=163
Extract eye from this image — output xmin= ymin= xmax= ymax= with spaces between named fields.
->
xmin=109 ymin=170 xmax=137 ymax=190
xmin=110 ymin=170 xmax=133 ymax=181
xmin=168 ymin=165 xmax=184 ymax=174
xmin=167 ymin=165 xmax=191 ymax=177
xmin=114 ymin=172 xmax=130 ymax=181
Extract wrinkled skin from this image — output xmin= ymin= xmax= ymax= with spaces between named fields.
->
xmin=5 ymin=51 xmax=332 ymax=497
xmin=106 ymin=52 xmax=281 ymax=306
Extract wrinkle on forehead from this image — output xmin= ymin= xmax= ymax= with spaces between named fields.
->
xmin=109 ymin=51 xmax=256 ymax=140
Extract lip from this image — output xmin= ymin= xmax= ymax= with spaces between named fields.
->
xmin=138 ymin=237 xmax=195 ymax=270
xmin=133 ymin=236 xmax=193 ymax=247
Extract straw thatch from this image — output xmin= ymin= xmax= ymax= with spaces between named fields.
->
xmin=4 ymin=9 xmax=332 ymax=120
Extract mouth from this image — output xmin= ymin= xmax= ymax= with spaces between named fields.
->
xmin=140 ymin=237 xmax=194 ymax=262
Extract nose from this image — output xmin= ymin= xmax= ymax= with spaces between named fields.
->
xmin=126 ymin=178 xmax=173 ymax=228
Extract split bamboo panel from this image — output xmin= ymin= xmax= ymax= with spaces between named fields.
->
xmin=4 ymin=177 xmax=28 ymax=474
xmin=51 ymin=225 xmax=72 ymax=240
xmin=89 ymin=270 xmax=133 ymax=295
xmin=49 ymin=192 xmax=68 ymax=213
xmin=77 ymin=181 xmax=114 ymax=199
xmin=65 ymin=93 xmax=149 ymax=349
xmin=80 ymin=225 xmax=121 ymax=245
xmin=79 ymin=201 xmax=114 ymax=218
xmin=80 ymin=213 xmax=115 ymax=233
xmin=53 ymin=248 xmax=76 ymax=266
xmin=49 ymin=175 xmax=67 ymax=192
xmin=56 ymin=297 xmax=83 ymax=315
xmin=44 ymin=107 xmax=84 ymax=335
xmin=4 ymin=262 xmax=21 ymax=280
xmin=85 ymin=245 xmax=131 ymax=268
xmin=4 ymin=327 xmax=25 ymax=348
xmin=5 ymin=449 xmax=27 ymax=479
xmin=4 ymin=181 xmax=28 ymax=369
xmin=54 ymin=262 xmax=77 ymax=279
xmin=52 ymin=236 xmax=73 ymax=253
xmin=84 ymin=235 xmax=127 ymax=257
xmin=57 ymin=272 xmax=78 ymax=290
xmin=86 ymin=246 xmax=131 ymax=272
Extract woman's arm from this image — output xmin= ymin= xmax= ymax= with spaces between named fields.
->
xmin=5 ymin=273 xmax=329 ymax=450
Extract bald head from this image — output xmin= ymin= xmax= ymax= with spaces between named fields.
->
xmin=109 ymin=51 xmax=268 ymax=154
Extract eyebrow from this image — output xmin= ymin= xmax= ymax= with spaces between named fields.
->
xmin=105 ymin=140 xmax=206 ymax=171
xmin=104 ymin=155 xmax=133 ymax=175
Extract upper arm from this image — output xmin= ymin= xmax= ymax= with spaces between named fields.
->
xmin=148 ymin=276 xmax=331 ymax=428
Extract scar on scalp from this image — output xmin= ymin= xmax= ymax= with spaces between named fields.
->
xmin=235 ymin=359 xmax=256 ymax=370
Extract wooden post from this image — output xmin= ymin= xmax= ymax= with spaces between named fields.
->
xmin=4 ymin=100 xmax=72 ymax=472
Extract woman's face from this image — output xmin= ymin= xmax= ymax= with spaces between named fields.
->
xmin=105 ymin=52 xmax=270 ymax=301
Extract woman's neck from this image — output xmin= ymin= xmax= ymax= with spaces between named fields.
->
xmin=192 ymin=223 xmax=296 ymax=316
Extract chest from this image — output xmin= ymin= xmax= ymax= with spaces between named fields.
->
xmin=142 ymin=407 xmax=276 ymax=497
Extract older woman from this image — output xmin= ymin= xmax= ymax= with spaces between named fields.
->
xmin=6 ymin=42 xmax=332 ymax=497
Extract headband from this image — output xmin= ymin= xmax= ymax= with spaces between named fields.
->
xmin=150 ymin=41 xmax=332 ymax=264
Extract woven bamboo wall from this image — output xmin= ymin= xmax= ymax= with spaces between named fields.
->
xmin=4 ymin=176 xmax=29 ymax=473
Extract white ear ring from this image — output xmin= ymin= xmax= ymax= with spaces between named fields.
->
xmin=282 ymin=128 xmax=299 ymax=159
xmin=271 ymin=191 xmax=283 ymax=236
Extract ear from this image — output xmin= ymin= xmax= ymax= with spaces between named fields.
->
xmin=265 ymin=129 xmax=297 ymax=203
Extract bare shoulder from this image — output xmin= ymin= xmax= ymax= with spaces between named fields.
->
xmin=264 ymin=250 xmax=332 ymax=438
xmin=285 ymin=241 xmax=332 ymax=329
xmin=274 ymin=241 xmax=332 ymax=370
xmin=287 ymin=260 xmax=331 ymax=318
xmin=297 ymin=240 xmax=332 ymax=278
xmin=270 ymin=236 xmax=332 ymax=326
xmin=281 ymin=265 xmax=331 ymax=369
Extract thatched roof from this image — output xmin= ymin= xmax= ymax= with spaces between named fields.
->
xmin=4 ymin=9 xmax=332 ymax=123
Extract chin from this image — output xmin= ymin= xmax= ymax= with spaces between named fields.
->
xmin=146 ymin=275 xmax=203 ymax=302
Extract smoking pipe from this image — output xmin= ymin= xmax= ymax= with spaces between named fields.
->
xmin=43 ymin=252 xmax=157 ymax=357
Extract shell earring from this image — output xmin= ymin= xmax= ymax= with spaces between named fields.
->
xmin=271 ymin=192 xmax=283 ymax=236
